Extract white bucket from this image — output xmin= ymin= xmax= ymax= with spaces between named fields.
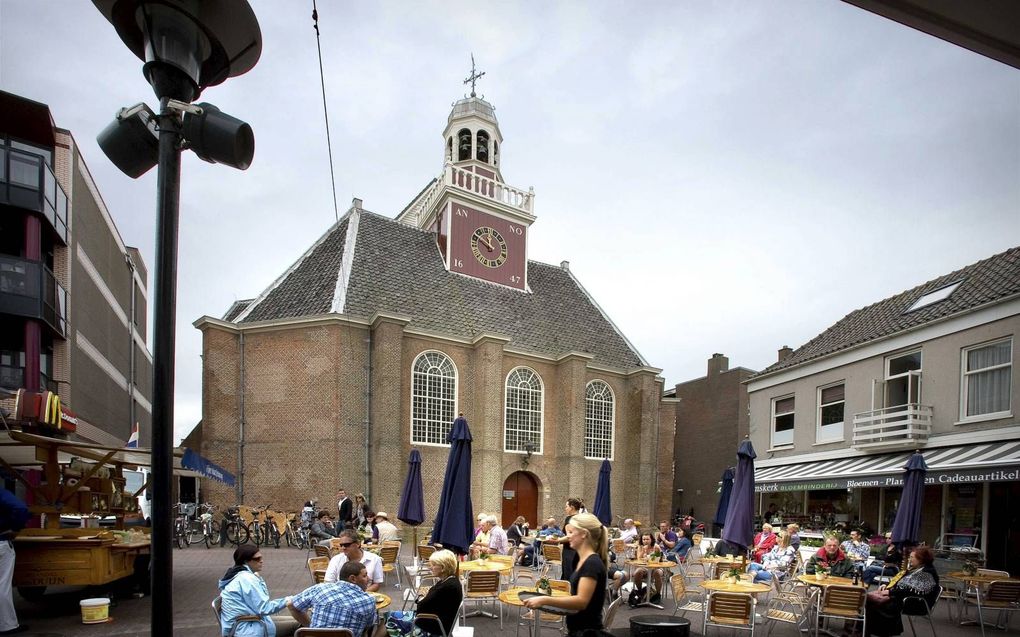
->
xmin=80 ymin=597 xmax=110 ymax=624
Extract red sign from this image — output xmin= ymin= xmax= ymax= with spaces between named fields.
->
xmin=448 ymin=202 xmax=527 ymax=290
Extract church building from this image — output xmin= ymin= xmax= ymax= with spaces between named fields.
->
xmin=193 ymin=86 xmax=674 ymax=527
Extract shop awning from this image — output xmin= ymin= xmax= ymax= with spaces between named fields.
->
xmin=180 ymin=448 xmax=235 ymax=487
xmin=755 ymin=440 xmax=1020 ymax=493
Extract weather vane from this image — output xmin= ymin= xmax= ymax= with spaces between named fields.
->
xmin=464 ymin=53 xmax=485 ymax=97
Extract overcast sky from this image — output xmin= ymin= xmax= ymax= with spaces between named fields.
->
xmin=2 ymin=1 xmax=1018 ymax=444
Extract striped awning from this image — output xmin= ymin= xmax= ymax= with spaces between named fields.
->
xmin=755 ymin=440 xmax=1020 ymax=493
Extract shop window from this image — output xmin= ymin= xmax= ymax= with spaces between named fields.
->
xmin=410 ymin=351 xmax=457 ymax=446
xmin=816 ymin=382 xmax=845 ymax=442
xmin=945 ymin=483 xmax=982 ymax=548
xmin=961 ymin=338 xmax=1012 ymax=419
xmin=584 ymin=380 xmax=614 ymax=460
xmin=504 ymin=367 xmax=543 ymax=453
xmin=771 ymin=395 xmax=795 ymax=447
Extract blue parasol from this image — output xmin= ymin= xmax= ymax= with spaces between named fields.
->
xmin=430 ymin=415 xmax=474 ymax=554
xmin=890 ymin=451 xmax=928 ymax=549
xmin=397 ymin=449 xmax=425 ymax=551
xmin=592 ymin=459 xmax=612 ymax=526
xmin=713 ymin=467 xmax=735 ymax=528
xmin=721 ymin=439 xmax=757 ymax=552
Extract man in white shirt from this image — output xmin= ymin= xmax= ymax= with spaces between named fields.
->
xmin=323 ymin=531 xmax=384 ymax=592
xmin=373 ymin=512 xmax=399 ymax=543
xmin=618 ymin=519 xmax=638 ymax=543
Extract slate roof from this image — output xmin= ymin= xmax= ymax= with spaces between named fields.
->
xmin=232 ymin=210 xmax=646 ymax=370
xmin=754 ymin=245 xmax=1020 ymax=378
xmin=222 ymin=300 xmax=253 ymax=322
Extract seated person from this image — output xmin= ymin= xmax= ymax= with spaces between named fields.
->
xmin=288 ymin=561 xmax=377 ymax=635
xmin=806 ymin=536 xmax=856 ymax=578
xmin=373 ymin=511 xmax=400 ymax=543
xmin=863 ymin=533 xmax=901 ymax=586
xmin=506 ymin=515 xmax=529 ymax=546
xmin=655 ymin=521 xmax=677 ymax=556
xmin=669 ymin=527 xmax=693 ymax=561
xmin=751 ymin=523 xmax=777 ymax=563
xmin=863 ymin=546 xmax=939 ymax=637
xmin=618 ymin=518 xmax=638 ymax=544
xmin=748 ymin=530 xmax=797 ymax=582
xmin=537 ymin=518 xmax=562 ymax=538
xmin=519 ymin=517 xmax=563 ymax=565
xmin=324 ymin=530 xmax=385 ymax=592
xmin=379 ymin=549 xmax=463 ymax=637
xmin=471 ymin=515 xmax=509 ymax=557
xmin=309 ymin=511 xmax=338 ymax=544
xmin=841 ymin=529 xmax=871 ymax=568
xmin=606 ymin=547 xmax=629 ymax=600
xmin=218 ymin=545 xmax=298 ymax=637
xmin=632 ymin=531 xmax=664 ymax=603
xmin=786 ymin=523 xmax=801 ymax=551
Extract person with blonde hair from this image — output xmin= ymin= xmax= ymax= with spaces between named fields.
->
xmin=523 ymin=512 xmax=607 ymax=635
xmin=748 ymin=530 xmax=797 ymax=582
xmin=377 ymin=549 xmax=463 ymax=637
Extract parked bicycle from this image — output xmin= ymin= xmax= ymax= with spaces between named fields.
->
xmin=221 ymin=506 xmax=250 ymax=546
xmin=173 ymin=502 xmax=195 ymax=549
xmin=196 ymin=502 xmax=219 ymax=548
xmin=248 ymin=504 xmax=280 ymax=548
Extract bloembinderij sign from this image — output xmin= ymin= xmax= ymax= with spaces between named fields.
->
xmin=754 ymin=467 xmax=1020 ymax=493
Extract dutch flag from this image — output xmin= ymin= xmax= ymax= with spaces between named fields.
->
xmin=126 ymin=422 xmax=139 ymax=448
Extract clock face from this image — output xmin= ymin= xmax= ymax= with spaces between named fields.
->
xmin=470 ymin=227 xmax=508 ymax=268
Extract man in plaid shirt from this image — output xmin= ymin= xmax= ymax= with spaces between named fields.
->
xmin=288 ymin=561 xmax=378 ymax=634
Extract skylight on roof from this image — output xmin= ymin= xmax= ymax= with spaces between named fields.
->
xmin=905 ymin=281 xmax=962 ymax=313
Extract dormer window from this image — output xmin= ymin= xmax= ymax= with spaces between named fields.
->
xmin=457 ymin=129 xmax=472 ymax=161
xmin=476 ymin=130 xmax=489 ymax=163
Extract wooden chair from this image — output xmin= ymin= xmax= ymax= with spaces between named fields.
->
xmin=307 ymin=556 xmax=329 ymax=583
xmin=763 ymin=585 xmax=817 ymax=637
xmin=815 ymin=585 xmax=866 ymax=637
xmin=611 ymin=538 xmax=627 ymax=564
xmin=417 ymin=544 xmax=436 ymax=562
xmin=379 ymin=544 xmax=401 ymax=588
xmin=901 ymin=585 xmax=942 ymax=637
xmin=966 ymin=579 xmax=1020 ymax=637
xmin=464 ymin=570 xmax=503 ymax=628
xmin=294 ymin=629 xmax=354 ymax=637
xmin=669 ymin=573 xmax=704 ymax=619
xmin=704 ymin=591 xmax=756 ymax=637
xmin=314 ymin=544 xmax=331 ymax=558
xmin=212 ymin=595 xmax=268 ymax=637
xmin=541 ymin=542 xmax=562 ymax=578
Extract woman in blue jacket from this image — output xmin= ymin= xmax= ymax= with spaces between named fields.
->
xmin=218 ymin=545 xmax=298 ymax=637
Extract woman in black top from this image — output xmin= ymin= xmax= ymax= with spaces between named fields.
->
xmin=383 ymin=549 xmax=463 ymax=637
xmin=507 ymin=516 xmax=529 ymax=546
xmin=524 ymin=512 xmax=608 ymax=636
xmin=863 ymin=546 xmax=939 ymax=637
xmin=558 ymin=498 xmax=583 ymax=581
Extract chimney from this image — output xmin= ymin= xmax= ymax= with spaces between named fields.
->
xmin=352 ymin=197 xmax=363 ymax=210
xmin=560 ymin=261 xmax=570 ymax=271
xmin=707 ymin=353 xmax=729 ymax=376
xmin=778 ymin=346 xmax=794 ymax=362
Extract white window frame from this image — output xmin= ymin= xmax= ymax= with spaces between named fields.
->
xmin=885 ymin=349 xmax=923 ymax=406
xmin=409 ymin=350 xmax=458 ymax=447
xmin=504 ymin=366 xmax=544 ymax=454
xmin=584 ymin=380 xmax=615 ymax=460
xmin=816 ymin=381 xmax=845 ymax=443
xmin=959 ymin=337 xmax=1013 ymax=422
xmin=771 ymin=394 xmax=795 ymax=448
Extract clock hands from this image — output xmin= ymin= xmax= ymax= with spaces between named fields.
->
xmin=480 ymin=232 xmax=494 ymax=251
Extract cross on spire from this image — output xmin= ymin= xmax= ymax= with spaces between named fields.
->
xmin=464 ymin=53 xmax=485 ymax=97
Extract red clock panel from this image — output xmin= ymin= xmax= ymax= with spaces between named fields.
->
xmin=448 ymin=202 xmax=527 ymax=290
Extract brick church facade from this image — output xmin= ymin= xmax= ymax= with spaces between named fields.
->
xmin=192 ymin=91 xmax=674 ymax=527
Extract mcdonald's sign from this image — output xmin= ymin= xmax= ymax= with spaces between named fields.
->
xmin=12 ymin=389 xmax=77 ymax=432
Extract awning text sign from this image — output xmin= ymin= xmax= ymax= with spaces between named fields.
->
xmin=755 ymin=465 xmax=1020 ymax=493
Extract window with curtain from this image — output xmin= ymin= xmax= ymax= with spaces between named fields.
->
xmin=584 ymin=380 xmax=614 ymax=460
xmin=411 ymin=351 xmax=457 ymax=445
xmin=816 ymin=382 xmax=845 ymax=442
xmin=962 ymin=338 xmax=1012 ymax=418
xmin=504 ymin=367 xmax=543 ymax=453
xmin=772 ymin=395 xmax=795 ymax=447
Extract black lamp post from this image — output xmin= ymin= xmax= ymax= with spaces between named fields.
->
xmin=92 ymin=2 xmax=261 ymax=634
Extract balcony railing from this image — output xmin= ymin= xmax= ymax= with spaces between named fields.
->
xmin=0 ymin=145 xmax=69 ymax=244
xmin=0 ymin=254 xmax=68 ymax=338
xmin=852 ymin=403 xmax=932 ymax=450
xmin=403 ymin=162 xmax=535 ymax=225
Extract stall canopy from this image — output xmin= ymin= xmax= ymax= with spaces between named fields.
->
xmin=180 ymin=448 xmax=235 ymax=487
xmin=754 ymin=440 xmax=1020 ymax=493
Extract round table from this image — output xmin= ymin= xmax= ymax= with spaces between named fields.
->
xmin=700 ymin=579 xmax=771 ymax=595
xmin=370 ymin=592 xmax=391 ymax=609
xmin=629 ymin=613 xmax=691 ymax=637
xmin=459 ymin=559 xmax=514 ymax=574
xmin=500 ymin=586 xmax=572 ymax=636
xmin=947 ymin=571 xmax=1020 ymax=626
xmin=625 ymin=559 xmax=677 ymax=572
xmin=796 ymin=574 xmax=861 ymax=589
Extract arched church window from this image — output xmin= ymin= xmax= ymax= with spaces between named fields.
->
xmin=584 ymin=380 xmax=615 ymax=460
xmin=457 ymin=129 xmax=472 ymax=161
xmin=476 ymin=130 xmax=490 ymax=163
xmin=504 ymin=367 xmax=543 ymax=453
xmin=411 ymin=351 xmax=457 ymax=445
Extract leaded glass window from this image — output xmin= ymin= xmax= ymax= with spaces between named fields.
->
xmin=411 ymin=351 xmax=457 ymax=445
xmin=585 ymin=380 xmax=614 ymax=460
xmin=505 ymin=367 xmax=543 ymax=453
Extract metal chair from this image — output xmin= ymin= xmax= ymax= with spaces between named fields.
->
xmin=522 ymin=581 xmax=571 ymax=637
xmin=966 ymin=579 xmax=1020 ymax=637
xmin=401 ymin=568 xmax=437 ymax=611
xmin=294 ymin=629 xmax=354 ymax=637
xmin=704 ymin=591 xmax=756 ymax=637
xmin=901 ymin=585 xmax=942 ymax=637
xmin=815 ymin=584 xmax=866 ymax=637
xmin=464 ymin=570 xmax=503 ymax=628
xmin=379 ymin=544 xmax=402 ymax=588
xmin=307 ymin=556 xmax=329 ymax=583
xmin=212 ymin=595 xmax=268 ymax=637
xmin=669 ymin=573 xmax=704 ymax=619
xmin=763 ymin=586 xmax=817 ymax=637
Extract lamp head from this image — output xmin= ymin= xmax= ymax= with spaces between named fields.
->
xmin=96 ymin=103 xmax=160 ymax=178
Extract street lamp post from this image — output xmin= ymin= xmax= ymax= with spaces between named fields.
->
xmin=92 ymin=2 xmax=261 ymax=634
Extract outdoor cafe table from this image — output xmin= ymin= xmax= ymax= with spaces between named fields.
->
xmin=459 ymin=558 xmax=514 ymax=574
xmin=500 ymin=586 xmax=572 ymax=636
xmin=947 ymin=571 xmax=1020 ymax=625
xmin=701 ymin=579 xmax=771 ymax=595
xmin=623 ymin=560 xmax=677 ymax=609
xmin=370 ymin=592 xmax=391 ymax=610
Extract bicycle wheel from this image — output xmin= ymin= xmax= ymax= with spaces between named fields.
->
xmin=251 ymin=522 xmax=263 ymax=546
xmin=283 ymin=526 xmax=293 ymax=548
xmin=226 ymin=522 xmax=249 ymax=546
xmin=175 ymin=522 xmax=186 ymax=549
xmin=269 ymin=524 xmax=281 ymax=549
xmin=187 ymin=522 xmax=203 ymax=546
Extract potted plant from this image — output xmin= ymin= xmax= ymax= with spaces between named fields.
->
xmin=478 ymin=552 xmax=489 ymax=562
xmin=726 ymin=566 xmax=743 ymax=585
xmin=536 ymin=577 xmax=552 ymax=595
xmin=649 ymin=547 xmax=663 ymax=563
xmin=815 ymin=565 xmax=829 ymax=581
xmin=962 ymin=561 xmax=978 ymax=576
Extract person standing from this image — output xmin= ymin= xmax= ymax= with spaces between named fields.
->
xmin=337 ymin=489 xmax=353 ymax=530
xmin=0 ymin=488 xmax=29 ymax=635
xmin=559 ymin=498 xmax=583 ymax=581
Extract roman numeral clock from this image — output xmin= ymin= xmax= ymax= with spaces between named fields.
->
xmin=448 ymin=202 xmax=527 ymax=290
